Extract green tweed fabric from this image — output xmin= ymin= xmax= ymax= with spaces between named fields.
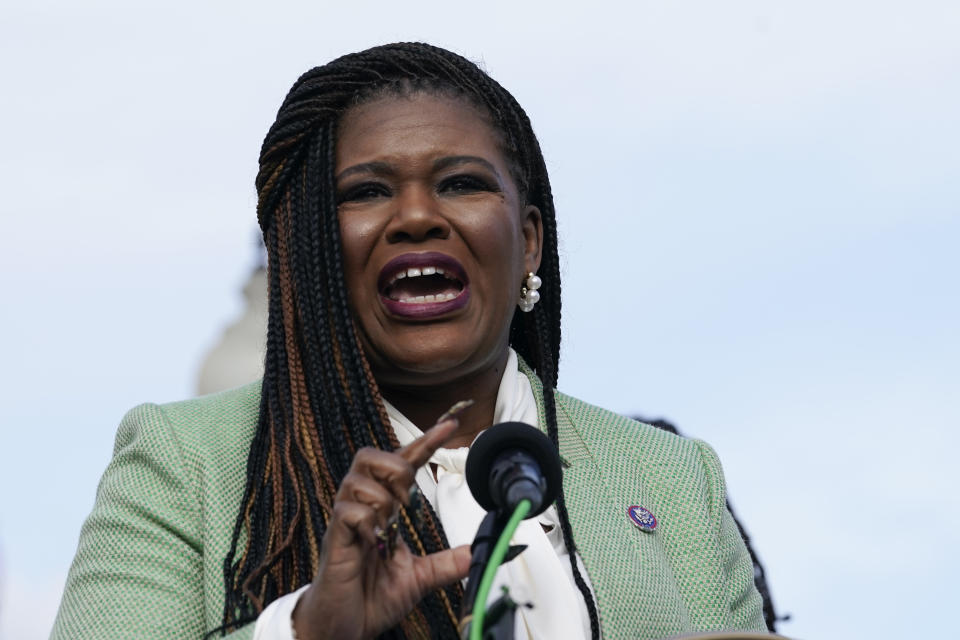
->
xmin=524 ymin=368 xmax=765 ymax=639
xmin=51 ymin=373 xmax=765 ymax=639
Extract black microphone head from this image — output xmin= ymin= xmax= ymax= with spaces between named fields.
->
xmin=465 ymin=421 xmax=562 ymax=517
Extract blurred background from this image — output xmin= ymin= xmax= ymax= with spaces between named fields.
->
xmin=1 ymin=1 xmax=958 ymax=638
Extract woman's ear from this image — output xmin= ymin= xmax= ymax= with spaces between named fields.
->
xmin=522 ymin=204 xmax=543 ymax=274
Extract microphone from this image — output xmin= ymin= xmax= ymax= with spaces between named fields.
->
xmin=459 ymin=422 xmax=564 ymax=637
xmin=465 ymin=422 xmax=563 ymax=517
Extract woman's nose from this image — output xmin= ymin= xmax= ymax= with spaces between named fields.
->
xmin=384 ymin=185 xmax=450 ymax=243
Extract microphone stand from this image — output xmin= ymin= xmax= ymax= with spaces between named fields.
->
xmin=461 ymin=423 xmax=562 ymax=639
xmin=459 ymin=502 xmax=531 ymax=640
xmin=460 ymin=511 xmax=510 ymax=639
xmin=479 ymin=591 xmax=523 ymax=640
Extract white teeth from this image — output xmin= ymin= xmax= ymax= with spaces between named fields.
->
xmin=389 ymin=265 xmax=459 ymax=286
xmin=386 ymin=265 xmax=465 ymax=303
xmin=398 ymin=291 xmax=458 ymax=304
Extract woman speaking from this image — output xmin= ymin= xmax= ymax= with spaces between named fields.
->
xmin=52 ymin=43 xmax=768 ymax=639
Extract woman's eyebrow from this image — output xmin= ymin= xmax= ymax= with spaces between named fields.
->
xmin=433 ymin=155 xmax=502 ymax=179
xmin=335 ymin=161 xmax=395 ymax=183
xmin=336 ymin=156 xmax=502 ymax=183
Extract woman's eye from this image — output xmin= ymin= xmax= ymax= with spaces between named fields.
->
xmin=438 ymin=174 xmax=498 ymax=194
xmin=337 ymin=182 xmax=391 ymax=204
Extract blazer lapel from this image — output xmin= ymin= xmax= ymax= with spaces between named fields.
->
xmin=519 ymin=360 xmax=693 ymax=639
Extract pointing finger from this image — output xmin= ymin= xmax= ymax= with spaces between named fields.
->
xmin=398 ymin=400 xmax=474 ymax=469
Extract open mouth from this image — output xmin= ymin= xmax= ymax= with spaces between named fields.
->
xmin=383 ymin=265 xmax=463 ymax=302
xmin=377 ymin=252 xmax=470 ymax=317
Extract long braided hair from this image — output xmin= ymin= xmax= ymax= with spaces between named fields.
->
xmin=219 ymin=42 xmax=600 ymax=638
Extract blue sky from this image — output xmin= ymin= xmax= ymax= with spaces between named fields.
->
xmin=1 ymin=2 xmax=958 ymax=638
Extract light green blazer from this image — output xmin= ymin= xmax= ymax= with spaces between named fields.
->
xmin=52 ymin=371 xmax=765 ymax=639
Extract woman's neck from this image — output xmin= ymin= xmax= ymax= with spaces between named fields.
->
xmin=379 ymin=353 xmax=510 ymax=449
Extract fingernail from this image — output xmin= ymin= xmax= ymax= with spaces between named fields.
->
xmin=438 ymin=399 xmax=474 ymax=424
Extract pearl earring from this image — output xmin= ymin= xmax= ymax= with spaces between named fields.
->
xmin=518 ymin=272 xmax=542 ymax=313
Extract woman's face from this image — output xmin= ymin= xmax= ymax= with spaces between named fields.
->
xmin=335 ymin=93 xmax=542 ymax=392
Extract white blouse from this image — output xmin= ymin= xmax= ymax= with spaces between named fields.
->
xmin=254 ymin=349 xmax=595 ymax=639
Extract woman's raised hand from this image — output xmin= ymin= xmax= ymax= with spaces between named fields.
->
xmin=292 ymin=413 xmax=472 ymax=640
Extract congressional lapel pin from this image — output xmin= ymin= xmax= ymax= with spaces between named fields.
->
xmin=627 ymin=505 xmax=657 ymax=532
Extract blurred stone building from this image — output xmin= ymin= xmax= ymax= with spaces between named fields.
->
xmin=196 ymin=261 xmax=268 ymax=396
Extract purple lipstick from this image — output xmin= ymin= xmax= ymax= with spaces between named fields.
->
xmin=377 ymin=252 xmax=470 ymax=318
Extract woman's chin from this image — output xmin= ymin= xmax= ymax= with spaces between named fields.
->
xmin=368 ymin=340 xmax=509 ymax=391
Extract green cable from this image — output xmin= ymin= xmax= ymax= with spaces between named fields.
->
xmin=469 ymin=498 xmax=532 ymax=640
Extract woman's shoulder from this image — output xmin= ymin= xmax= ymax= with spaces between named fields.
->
xmin=113 ymin=380 xmax=263 ymax=470
xmin=52 ymin=383 xmax=264 ymax=639
xmin=553 ymin=391 xmax=688 ymax=448
xmin=154 ymin=379 xmax=262 ymax=435
xmin=552 ymin=390 xmax=722 ymax=481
